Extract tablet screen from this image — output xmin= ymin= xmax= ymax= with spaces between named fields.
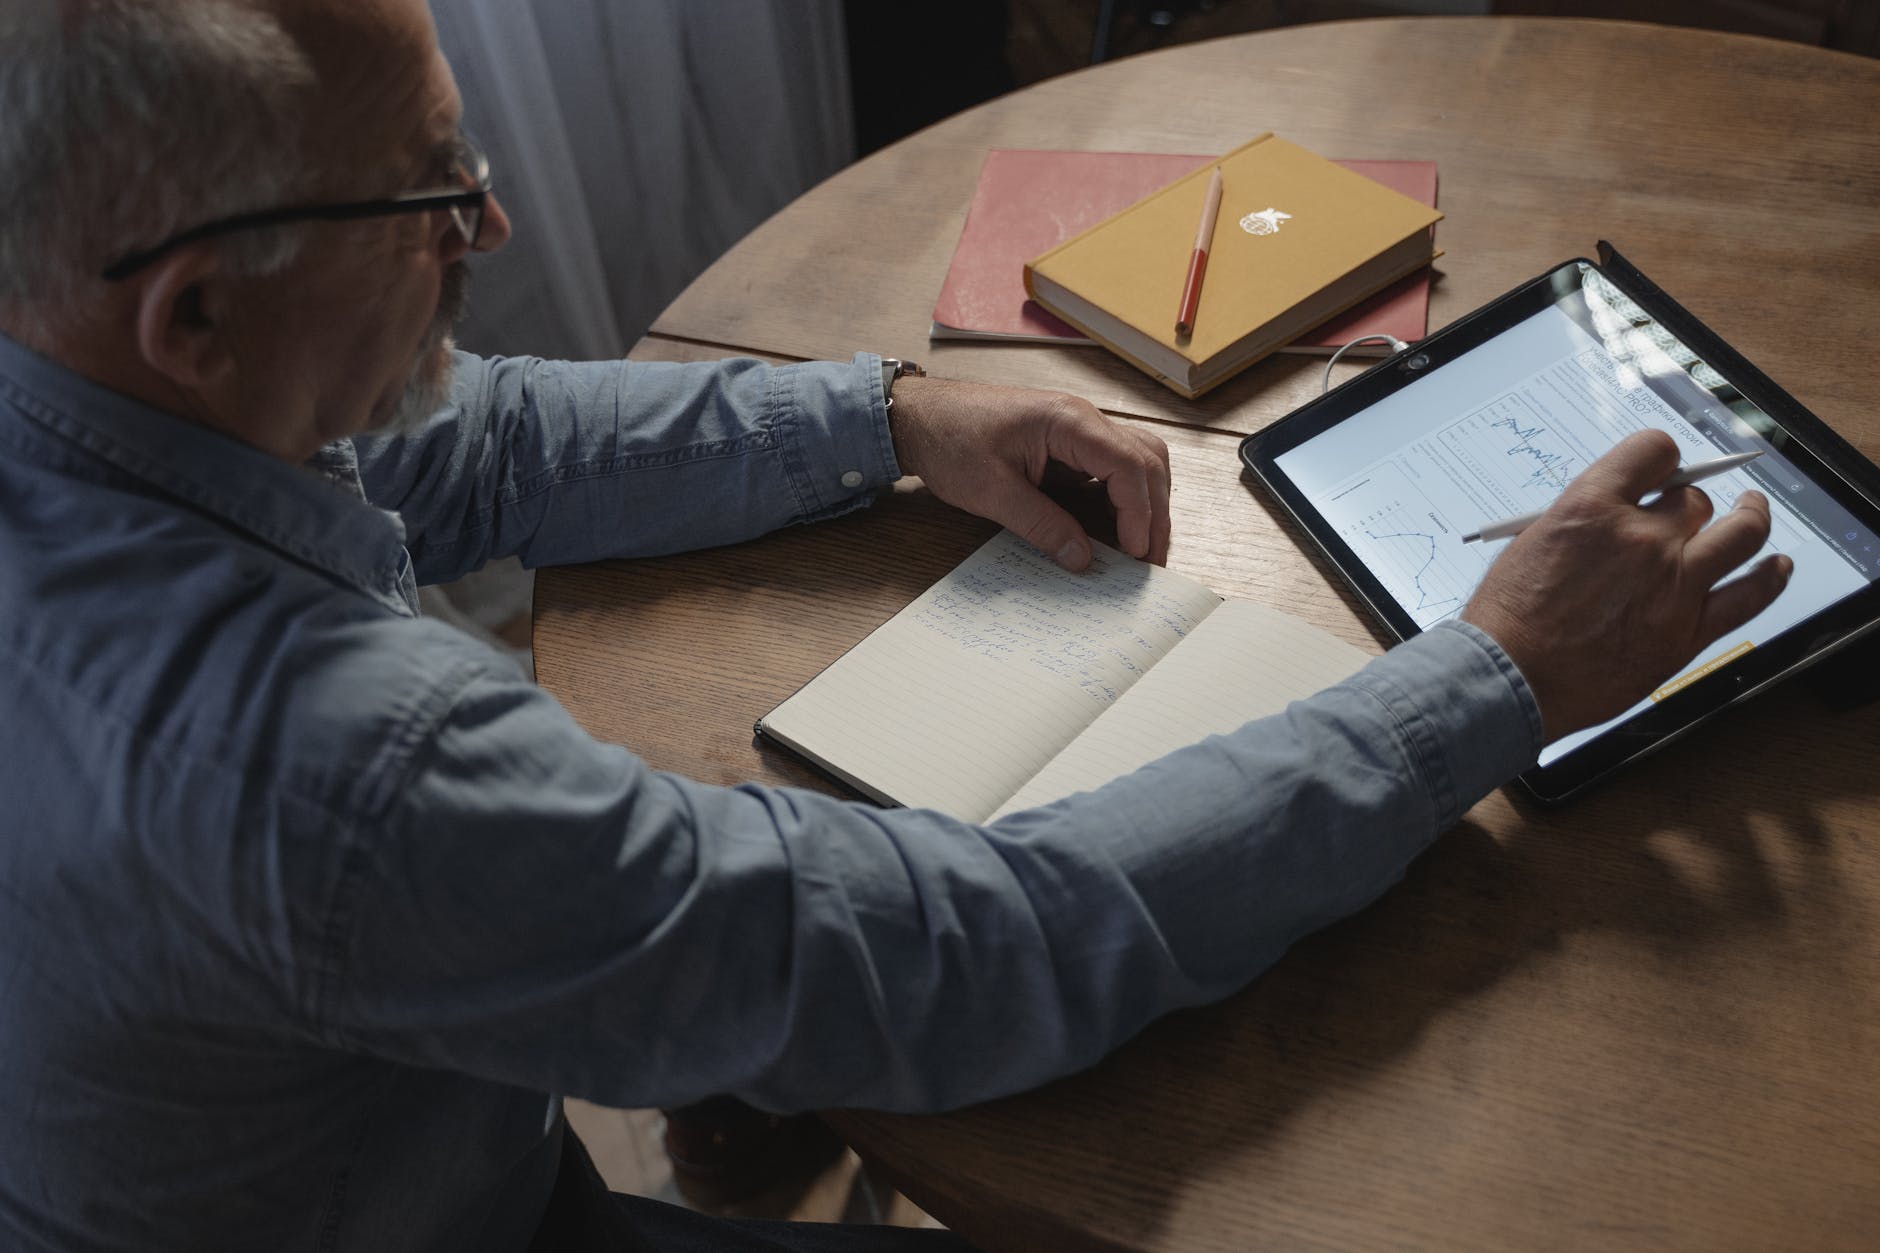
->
xmin=1271 ymin=262 xmax=1879 ymax=768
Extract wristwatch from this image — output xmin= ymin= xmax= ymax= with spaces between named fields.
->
xmin=879 ymin=357 xmax=926 ymax=414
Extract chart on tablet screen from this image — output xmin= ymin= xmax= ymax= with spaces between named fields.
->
xmin=1326 ymin=466 xmax=1489 ymax=625
xmin=1311 ymin=343 xmax=1674 ymax=628
xmin=1275 ymin=284 xmax=1877 ymax=764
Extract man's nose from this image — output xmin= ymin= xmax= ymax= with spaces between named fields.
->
xmin=475 ymin=193 xmax=514 ymax=254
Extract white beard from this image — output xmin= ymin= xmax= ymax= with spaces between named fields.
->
xmin=377 ymin=261 xmax=469 ymax=435
xmin=379 ymin=331 xmax=457 ymax=434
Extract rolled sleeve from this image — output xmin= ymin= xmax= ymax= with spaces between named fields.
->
xmin=778 ymin=352 xmax=902 ymax=519
xmin=352 ymin=352 xmax=902 ymax=582
xmin=1340 ymin=619 xmax=1544 ymax=829
xmin=327 ymin=622 xmax=1543 ymax=1117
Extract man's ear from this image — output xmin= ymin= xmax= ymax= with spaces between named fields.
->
xmin=130 ymin=246 xmax=236 ymax=392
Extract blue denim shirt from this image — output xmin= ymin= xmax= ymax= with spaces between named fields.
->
xmin=0 ymin=330 xmax=1542 ymax=1252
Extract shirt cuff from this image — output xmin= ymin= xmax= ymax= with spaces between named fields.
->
xmin=767 ymin=354 xmax=902 ymax=522
xmin=1344 ymin=619 xmax=1546 ymax=826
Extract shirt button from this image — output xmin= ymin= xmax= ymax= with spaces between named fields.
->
xmin=840 ymin=470 xmax=864 ymax=488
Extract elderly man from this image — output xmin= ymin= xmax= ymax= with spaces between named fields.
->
xmin=0 ymin=2 xmax=1790 ymax=1251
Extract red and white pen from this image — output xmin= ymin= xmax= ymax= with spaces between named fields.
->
xmin=1175 ymin=167 xmax=1223 ymax=337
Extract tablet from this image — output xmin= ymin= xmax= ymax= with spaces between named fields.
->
xmin=1239 ymin=243 xmax=1880 ymax=803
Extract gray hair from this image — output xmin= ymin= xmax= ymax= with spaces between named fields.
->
xmin=0 ymin=1 xmax=319 ymax=326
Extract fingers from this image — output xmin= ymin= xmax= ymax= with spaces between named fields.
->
xmin=1695 ymin=552 xmax=1793 ymax=645
xmin=1644 ymin=483 xmax=1715 ymax=536
xmin=1685 ymin=491 xmax=1773 ymax=586
xmin=1572 ymin=429 xmax=1681 ymax=503
xmin=1004 ymin=489 xmax=1097 ymax=571
xmin=888 ymin=378 xmax=1175 ymax=571
xmin=1127 ymin=427 xmax=1172 ymax=565
xmin=1045 ymin=405 xmax=1171 ymax=564
xmin=1107 ymin=459 xmax=1156 ymax=561
xmin=1687 ymin=491 xmax=1787 ymax=658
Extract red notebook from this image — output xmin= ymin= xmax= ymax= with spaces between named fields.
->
xmin=931 ymin=149 xmax=1438 ymax=355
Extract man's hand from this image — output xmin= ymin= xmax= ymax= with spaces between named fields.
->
xmin=1461 ymin=430 xmax=1793 ymax=741
xmin=887 ymin=375 xmax=1171 ymax=570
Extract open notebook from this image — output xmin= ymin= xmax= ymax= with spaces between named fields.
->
xmin=756 ymin=530 xmax=1372 ymax=822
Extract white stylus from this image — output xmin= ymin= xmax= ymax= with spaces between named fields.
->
xmin=1459 ymin=450 xmax=1765 ymax=543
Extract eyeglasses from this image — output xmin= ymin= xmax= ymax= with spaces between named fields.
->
xmin=101 ymin=134 xmax=493 ymax=281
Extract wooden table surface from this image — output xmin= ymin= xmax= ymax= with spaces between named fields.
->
xmin=534 ymin=19 xmax=1880 ymax=1251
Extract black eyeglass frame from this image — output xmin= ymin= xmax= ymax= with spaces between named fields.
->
xmin=101 ymin=139 xmax=492 ymax=281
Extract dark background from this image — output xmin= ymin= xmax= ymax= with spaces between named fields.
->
xmin=845 ymin=0 xmax=1880 ymax=155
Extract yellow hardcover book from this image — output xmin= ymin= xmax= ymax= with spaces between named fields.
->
xmin=1023 ymin=133 xmax=1443 ymax=398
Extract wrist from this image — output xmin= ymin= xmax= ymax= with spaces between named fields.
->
xmin=881 ymin=364 xmax=935 ymax=475
xmin=879 ymin=357 xmax=924 ymax=421
xmin=1459 ymin=604 xmax=1563 ymax=742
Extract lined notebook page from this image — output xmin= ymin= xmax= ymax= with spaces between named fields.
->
xmin=758 ymin=531 xmax=1223 ymax=821
xmin=991 ymin=600 xmax=1372 ymax=818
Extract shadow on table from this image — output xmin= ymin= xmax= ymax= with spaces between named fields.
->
xmin=828 ymin=469 xmax=1880 ymax=1248
xmin=872 ymin=689 xmax=1878 ymax=1250
xmin=542 ymin=473 xmax=1878 ymax=1249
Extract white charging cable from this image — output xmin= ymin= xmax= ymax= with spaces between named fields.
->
xmin=1321 ymin=333 xmax=1410 ymax=395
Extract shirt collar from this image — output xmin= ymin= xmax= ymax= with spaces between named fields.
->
xmin=0 ymin=330 xmax=412 ymax=613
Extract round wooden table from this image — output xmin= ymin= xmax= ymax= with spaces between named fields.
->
xmin=535 ymin=19 xmax=1880 ymax=1251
